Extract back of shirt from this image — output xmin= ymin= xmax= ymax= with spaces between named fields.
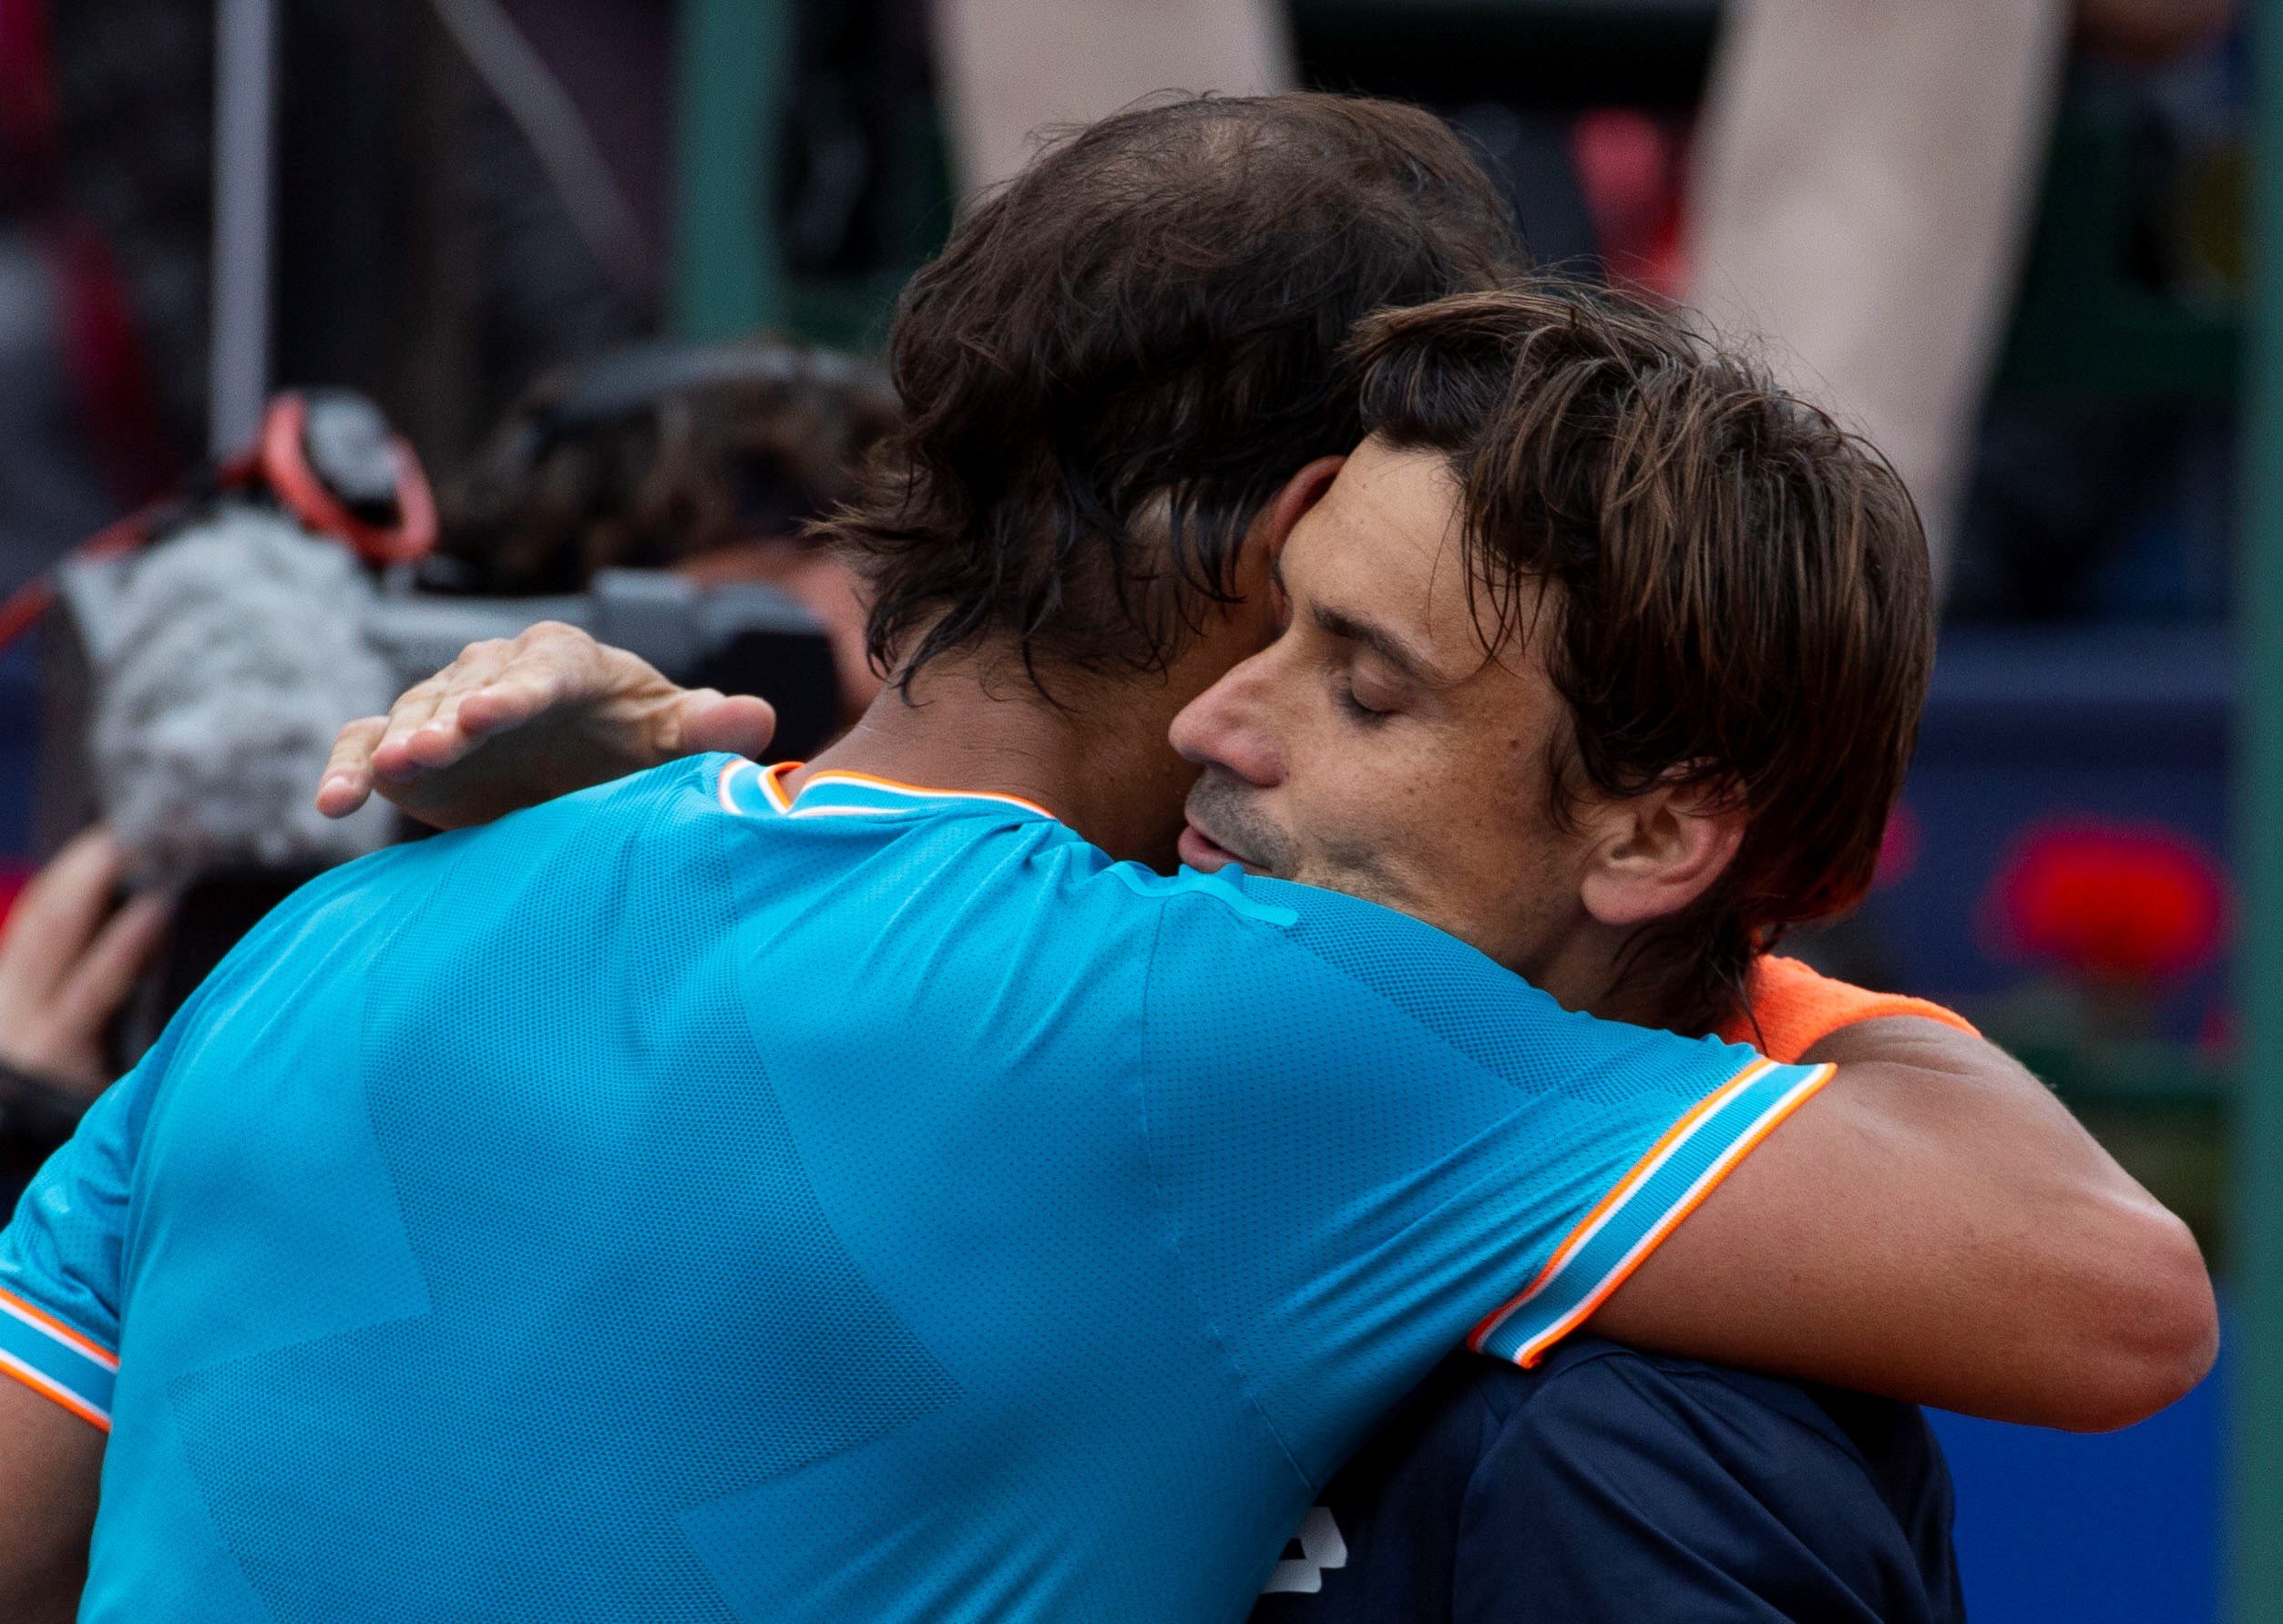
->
xmin=0 ymin=758 xmax=1827 ymax=1623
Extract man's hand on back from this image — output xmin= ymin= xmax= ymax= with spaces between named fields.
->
xmin=315 ymin=622 xmax=778 ymax=830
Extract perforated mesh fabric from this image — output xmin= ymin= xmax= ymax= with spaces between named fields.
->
xmin=1142 ymin=869 xmax=1790 ymax=1486
xmin=2 ymin=756 xmax=1812 ymax=1624
xmin=165 ymin=768 xmax=960 ymax=1622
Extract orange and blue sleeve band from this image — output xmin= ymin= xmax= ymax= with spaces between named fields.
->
xmin=0 ymin=1287 xmax=116 ymax=1431
xmin=1468 ymin=1056 xmax=1835 ymax=1368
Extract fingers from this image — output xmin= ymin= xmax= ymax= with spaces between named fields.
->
xmin=367 ymin=636 xmax=519 ymax=780
xmin=365 ymin=677 xmax=466 ymax=781
xmin=45 ymin=893 xmax=172 ymax=1092
xmin=0 ymin=829 xmax=158 ymax=1093
xmin=334 ymin=621 xmax=687 ymax=832
xmin=317 ymin=716 xmax=387 ymax=818
xmin=369 ymin=622 xmax=609 ymax=781
xmin=0 ymin=829 xmax=127 ymax=996
xmin=452 ymin=669 xmax=568 ymax=742
xmin=448 ymin=620 xmax=626 ymax=741
xmin=673 ymin=692 xmax=779 ymax=761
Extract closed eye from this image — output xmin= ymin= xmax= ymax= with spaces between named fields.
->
xmin=1338 ymin=681 xmax=1395 ymax=723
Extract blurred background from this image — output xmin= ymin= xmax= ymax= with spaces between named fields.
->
xmin=0 ymin=0 xmax=2271 ymax=1617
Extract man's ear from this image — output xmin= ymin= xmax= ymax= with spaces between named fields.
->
xmin=1577 ymin=779 xmax=1746 ymax=929
xmin=1249 ymin=455 xmax=1346 ymax=563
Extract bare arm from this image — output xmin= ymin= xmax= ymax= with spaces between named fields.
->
xmin=0 ymin=1378 xmax=102 ymax=1623
xmin=1592 ymin=1016 xmax=2216 ymax=1430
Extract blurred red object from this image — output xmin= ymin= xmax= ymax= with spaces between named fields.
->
xmin=1569 ymin=108 xmax=1689 ymax=301
xmin=0 ymin=862 xmax=30 ymax=933
xmin=1989 ymin=821 xmax=2228 ymax=985
xmin=1872 ymin=802 xmax=1922 ymax=891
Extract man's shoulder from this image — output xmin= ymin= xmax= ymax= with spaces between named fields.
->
xmin=1142 ymin=866 xmax=1551 ymax=1034
xmin=1428 ymin=1341 xmax=1956 ymax=1595
xmin=212 ymin=758 xmax=737 ymax=988
xmin=1309 ymin=1337 xmax=1950 ymax=1553
xmin=1144 ymin=870 xmax=1763 ymax=1107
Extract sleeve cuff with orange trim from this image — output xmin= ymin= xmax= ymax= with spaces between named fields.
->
xmin=0 ymin=1287 xmax=116 ymax=1430
xmin=1468 ymin=1054 xmax=1837 ymax=1367
xmin=1716 ymin=955 xmax=1981 ymax=1065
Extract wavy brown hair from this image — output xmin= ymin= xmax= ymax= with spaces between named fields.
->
xmin=820 ymin=92 xmax=1523 ymax=692
xmin=1352 ymin=281 xmax=1936 ymax=1033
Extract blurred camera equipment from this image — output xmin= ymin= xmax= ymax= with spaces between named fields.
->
xmin=24 ymin=383 xmax=840 ymax=1066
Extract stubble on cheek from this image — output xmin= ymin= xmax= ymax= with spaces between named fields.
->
xmin=1184 ymin=772 xmax=1305 ymax=877
xmin=1307 ymin=832 xmax=1413 ymax=913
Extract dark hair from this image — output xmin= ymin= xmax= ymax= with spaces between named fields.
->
xmin=445 ymin=341 xmax=897 ymax=595
xmin=1351 ymin=281 xmax=1936 ymax=1034
xmin=823 ymin=92 xmax=1523 ymax=690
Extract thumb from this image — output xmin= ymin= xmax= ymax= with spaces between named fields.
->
xmin=673 ymin=691 xmax=779 ymax=761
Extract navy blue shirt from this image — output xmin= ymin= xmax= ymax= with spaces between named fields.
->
xmin=1251 ymin=1338 xmax=1963 ymax=1622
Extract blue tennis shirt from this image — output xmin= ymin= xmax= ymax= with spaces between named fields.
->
xmin=0 ymin=757 xmax=1828 ymax=1623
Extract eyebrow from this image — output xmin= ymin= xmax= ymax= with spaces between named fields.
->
xmin=1316 ymin=604 xmax=1438 ymax=685
xmin=1270 ymin=555 xmax=1439 ymax=684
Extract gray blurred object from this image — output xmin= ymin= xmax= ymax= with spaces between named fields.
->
xmin=33 ymin=510 xmax=835 ymax=1066
xmin=353 ymin=568 xmax=834 ymax=733
xmin=26 ymin=369 xmax=841 ymax=1069
xmin=933 ymin=0 xmax=1294 ymax=191
xmin=1686 ymin=0 xmax=2072 ymax=593
xmin=36 ymin=527 xmax=839 ymax=878
xmin=210 ymin=0 xmax=279 ymax=453
xmin=78 ymin=506 xmax=394 ymax=886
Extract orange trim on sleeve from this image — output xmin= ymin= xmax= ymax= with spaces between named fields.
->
xmin=1467 ymin=1058 xmax=1776 ymax=1351
xmin=0 ymin=1288 xmax=117 ymax=1369
xmin=0 ymin=1352 xmax=110 ymax=1432
xmin=1716 ymin=955 xmax=1979 ymax=1064
xmin=1512 ymin=1061 xmax=1834 ymax=1365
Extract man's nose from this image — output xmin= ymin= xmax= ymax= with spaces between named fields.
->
xmin=1169 ymin=660 xmax=1286 ymax=787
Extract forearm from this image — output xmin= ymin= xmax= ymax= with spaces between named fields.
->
xmin=1592 ymin=1017 xmax=2216 ymax=1429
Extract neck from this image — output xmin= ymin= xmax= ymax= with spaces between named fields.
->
xmin=1524 ymin=918 xmax=1701 ymax=1033
xmin=793 ymin=646 xmax=1197 ymax=865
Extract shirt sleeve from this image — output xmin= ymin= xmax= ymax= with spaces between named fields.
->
xmin=0 ymin=845 xmax=400 ymax=1435
xmin=0 ymin=850 xmax=330 ymax=1435
xmin=0 ymin=1049 xmax=163 ymax=1432
xmin=1141 ymin=874 xmax=1831 ymax=1486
